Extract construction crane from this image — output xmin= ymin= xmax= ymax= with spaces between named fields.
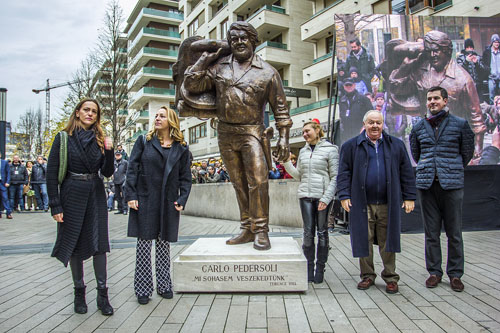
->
xmin=32 ymin=78 xmax=86 ymax=132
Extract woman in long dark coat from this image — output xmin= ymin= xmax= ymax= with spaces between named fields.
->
xmin=125 ymin=106 xmax=191 ymax=305
xmin=47 ymin=98 xmax=115 ymax=316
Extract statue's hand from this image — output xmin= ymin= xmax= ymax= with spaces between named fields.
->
xmin=276 ymin=137 xmax=290 ymax=162
xmin=198 ymin=49 xmax=223 ymax=67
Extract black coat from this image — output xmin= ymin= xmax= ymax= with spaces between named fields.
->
xmin=31 ymin=162 xmax=47 ymax=184
xmin=339 ymin=90 xmax=373 ymax=142
xmin=47 ymin=131 xmax=114 ymax=266
xmin=10 ymin=163 xmax=28 ymax=184
xmin=337 ymin=131 xmax=416 ymax=257
xmin=125 ymin=136 xmax=192 ymax=241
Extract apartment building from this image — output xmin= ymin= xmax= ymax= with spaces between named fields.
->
xmin=178 ymin=0 xmax=315 ymax=158
xmin=300 ymin=0 xmax=500 ymax=142
xmin=123 ymin=0 xmax=183 ymax=151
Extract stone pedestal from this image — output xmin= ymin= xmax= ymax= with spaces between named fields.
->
xmin=173 ymin=237 xmax=307 ymax=292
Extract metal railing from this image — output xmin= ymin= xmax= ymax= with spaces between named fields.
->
xmin=312 ymin=52 xmax=333 ymax=64
xmin=247 ymin=5 xmax=286 ymax=22
xmin=143 ymin=27 xmax=181 ymax=39
xmin=143 ymin=47 xmax=178 ymax=58
xmin=143 ymin=87 xmax=176 ymax=95
xmin=143 ymin=7 xmax=184 ymax=20
xmin=255 ymin=41 xmax=288 ymax=52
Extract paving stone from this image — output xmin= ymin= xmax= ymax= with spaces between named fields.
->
xmin=284 ymin=298 xmax=310 ymax=333
xmin=202 ymin=298 xmax=231 ymax=332
xmin=225 ymin=305 xmax=248 ymax=333
xmin=247 ymin=301 xmax=266 ymax=329
xmin=180 ymin=305 xmax=210 ymax=332
xmin=267 ymin=317 xmax=289 ymax=333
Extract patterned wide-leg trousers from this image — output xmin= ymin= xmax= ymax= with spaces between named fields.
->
xmin=134 ymin=238 xmax=173 ymax=297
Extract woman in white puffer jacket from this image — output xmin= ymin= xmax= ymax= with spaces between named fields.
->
xmin=284 ymin=120 xmax=339 ymax=283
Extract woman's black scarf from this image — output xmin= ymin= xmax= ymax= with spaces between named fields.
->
xmin=76 ymin=127 xmax=96 ymax=151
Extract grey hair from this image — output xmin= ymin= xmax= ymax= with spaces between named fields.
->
xmin=363 ymin=110 xmax=384 ymax=123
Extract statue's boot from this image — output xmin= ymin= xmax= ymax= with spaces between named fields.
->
xmin=254 ymin=231 xmax=271 ymax=251
xmin=226 ymin=228 xmax=254 ymax=245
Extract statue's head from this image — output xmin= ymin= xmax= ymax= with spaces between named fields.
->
xmin=424 ymin=30 xmax=452 ymax=72
xmin=227 ymin=21 xmax=259 ymax=62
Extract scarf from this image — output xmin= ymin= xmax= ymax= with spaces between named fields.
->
xmin=426 ymin=108 xmax=448 ymax=128
xmin=76 ymin=127 xmax=96 ymax=150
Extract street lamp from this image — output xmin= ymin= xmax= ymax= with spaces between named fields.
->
xmin=0 ymin=88 xmax=7 ymax=158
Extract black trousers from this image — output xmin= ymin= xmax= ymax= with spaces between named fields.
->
xmin=114 ymin=183 xmax=126 ymax=213
xmin=299 ymin=198 xmax=330 ymax=248
xmin=418 ymin=181 xmax=464 ymax=278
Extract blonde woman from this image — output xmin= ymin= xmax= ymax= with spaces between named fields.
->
xmin=284 ymin=120 xmax=339 ymax=284
xmin=125 ymin=107 xmax=192 ymax=304
xmin=47 ymin=98 xmax=115 ymax=315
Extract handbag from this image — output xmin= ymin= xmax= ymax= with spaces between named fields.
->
xmin=58 ymin=131 xmax=68 ymax=184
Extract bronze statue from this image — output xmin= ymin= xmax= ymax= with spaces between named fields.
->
xmin=174 ymin=22 xmax=292 ymax=250
xmin=386 ymin=30 xmax=486 ymax=160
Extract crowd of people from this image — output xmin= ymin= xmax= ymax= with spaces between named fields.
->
xmin=336 ymin=33 xmax=500 ymax=164
xmin=0 ymin=153 xmax=49 ymax=219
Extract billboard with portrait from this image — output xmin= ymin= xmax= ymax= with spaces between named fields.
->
xmin=335 ymin=14 xmax=500 ymax=165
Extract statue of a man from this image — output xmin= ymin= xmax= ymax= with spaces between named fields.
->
xmin=183 ymin=22 xmax=292 ymax=250
xmin=388 ymin=30 xmax=486 ymax=159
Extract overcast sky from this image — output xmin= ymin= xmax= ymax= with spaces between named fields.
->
xmin=0 ymin=0 xmax=137 ymax=130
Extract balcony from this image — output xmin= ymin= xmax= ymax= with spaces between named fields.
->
xmin=118 ymin=109 xmax=128 ymax=116
xmin=247 ymin=5 xmax=289 ymax=36
xmin=128 ymin=86 xmax=176 ymax=110
xmin=303 ymin=52 xmax=336 ymax=85
xmin=270 ymin=99 xmax=330 ymax=120
xmin=129 ymin=27 xmax=181 ymax=58
xmin=255 ymin=41 xmax=290 ymax=67
xmin=129 ymin=47 xmax=178 ymax=72
xmin=128 ymin=66 xmax=174 ymax=91
xmin=129 ymin=129 xmax=148 ymax=142
xmin=128 ymin=7 xmax=183 ymax=42
xmin=301 ymin=0 xmax=349 ymax=42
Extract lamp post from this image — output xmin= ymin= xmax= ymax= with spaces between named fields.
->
xmin=0 ymin=88 xmax=7 ymax=158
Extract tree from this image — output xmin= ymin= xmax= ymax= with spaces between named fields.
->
xmin=93 ymin=0 xmax=129 ymax=146
xmin=62 ymin=55 xmax=98 ymax=116
xmin=17 ymin=106 xmax=45 ymax=158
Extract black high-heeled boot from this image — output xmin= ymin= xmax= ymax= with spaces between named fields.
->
xmin=302 ymin=244 xmax=316 ymax=282
xmin=94 ymin=254 xmax=114 ymax=316
xmin=70 ymin=257 xmax=87 ymax=314
xmin=314 ymin=245 xmax=329 ymax=284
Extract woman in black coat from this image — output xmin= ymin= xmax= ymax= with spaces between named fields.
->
xmin=125 ymin=106 xmax=192 ymax=305
xmin=47 ymin=98 xmax=115 ymax=316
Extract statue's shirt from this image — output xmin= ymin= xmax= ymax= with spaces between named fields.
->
xmin=184 ymin=54 xmax=290 ymax=126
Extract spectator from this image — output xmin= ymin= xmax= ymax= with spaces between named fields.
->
xmin=205 ymin=165 xmax=220 ymax=183
xmin=25 ymin=161 xmax=36 ymax=211
xmin=115 ymin=144 xmax=128 ymax=160
xmin=350 ymin=67 xmax=369 ymax=96
xmin=268 ymin=165 xmax=281 ymax=179
xmin=214 ymin=160 xmax=221 ymax=173
xmin=482 ymin=34 xmax=500 ymax=104
xmin=339 ymin=78 xmax=374 ymax=143
xmin=9 ymin=155 xmax=28 ymax=212
xmin=0 ymin=152 xmax=12 ymax=219
xmin=457 ymin=38 xmax=486 ymax=101
xmin=219 ymin=165 xmax=230 ymax=182
xmin=107 ymin=182 xmax=115 ymax=211
xmin=337 ymin=110 xmax=416 ymax=294
xmin=345 ymin=38 xmax=376 ymax=92
xmin=410 ymin=86 xmax=474 ymax=292
xmin=191 ymin=166 xmax=199 ymax=184
xmin=32 ymin=155 xmax=49 ymax=211
xmin=113 ymin=151 xmax=128 ymax=215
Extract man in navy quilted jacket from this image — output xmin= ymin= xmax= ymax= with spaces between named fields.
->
xmin=410 ymin=86 xmax=474 ymax=292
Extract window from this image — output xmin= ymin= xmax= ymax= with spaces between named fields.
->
xmin=209 ymin=28 xmax=217 ymax=39
xmin=326 ymin=36 xmax=334 ymax=54
xmin=188 ymin=17 xmax=199 ymax=37
xmin=221 ymin=18 xmax=229 ymax=39
xmin=189 ymin=122 xmax=207 ymax=144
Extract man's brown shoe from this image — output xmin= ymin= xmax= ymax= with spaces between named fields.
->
xmin=450 ymin=277 xmax=464 ymax=292
xmin=357 ymin=277 xmax=374 ymax=290
xmin=6 ymin=215 xmax=13 ymax=219
xmin=425 ymin=275 xmax=442 ymax=288
xmin=253 ymin=231 xmax=271 ymax=251
xmin=226 ymin=229 xmax=254 ymax=245
xmin=386 ymin=281 xmax=398 ymax=294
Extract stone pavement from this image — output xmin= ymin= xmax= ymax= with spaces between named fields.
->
xmin=0 ymin=211 xmax=499 ymax=332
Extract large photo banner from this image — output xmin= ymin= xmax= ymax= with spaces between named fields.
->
xmin=335 ymin=14 xmax=500 ymax=165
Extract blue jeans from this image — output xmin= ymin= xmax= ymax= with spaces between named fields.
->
xmin=488 ymin=78 xmax=500 ymax=104
xmin=107 ymin=193 xmax=115 ymax=210
xmin=33 ymin=183 xmax=49 ymax=210
xmin=9 ymin=184 xmax=24 ymax=211
xmin=0 ymin=184 xmax=11 ymax=215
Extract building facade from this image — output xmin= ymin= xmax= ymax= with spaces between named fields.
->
xmin=123 ymin=0 xmax=183 ymax=152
